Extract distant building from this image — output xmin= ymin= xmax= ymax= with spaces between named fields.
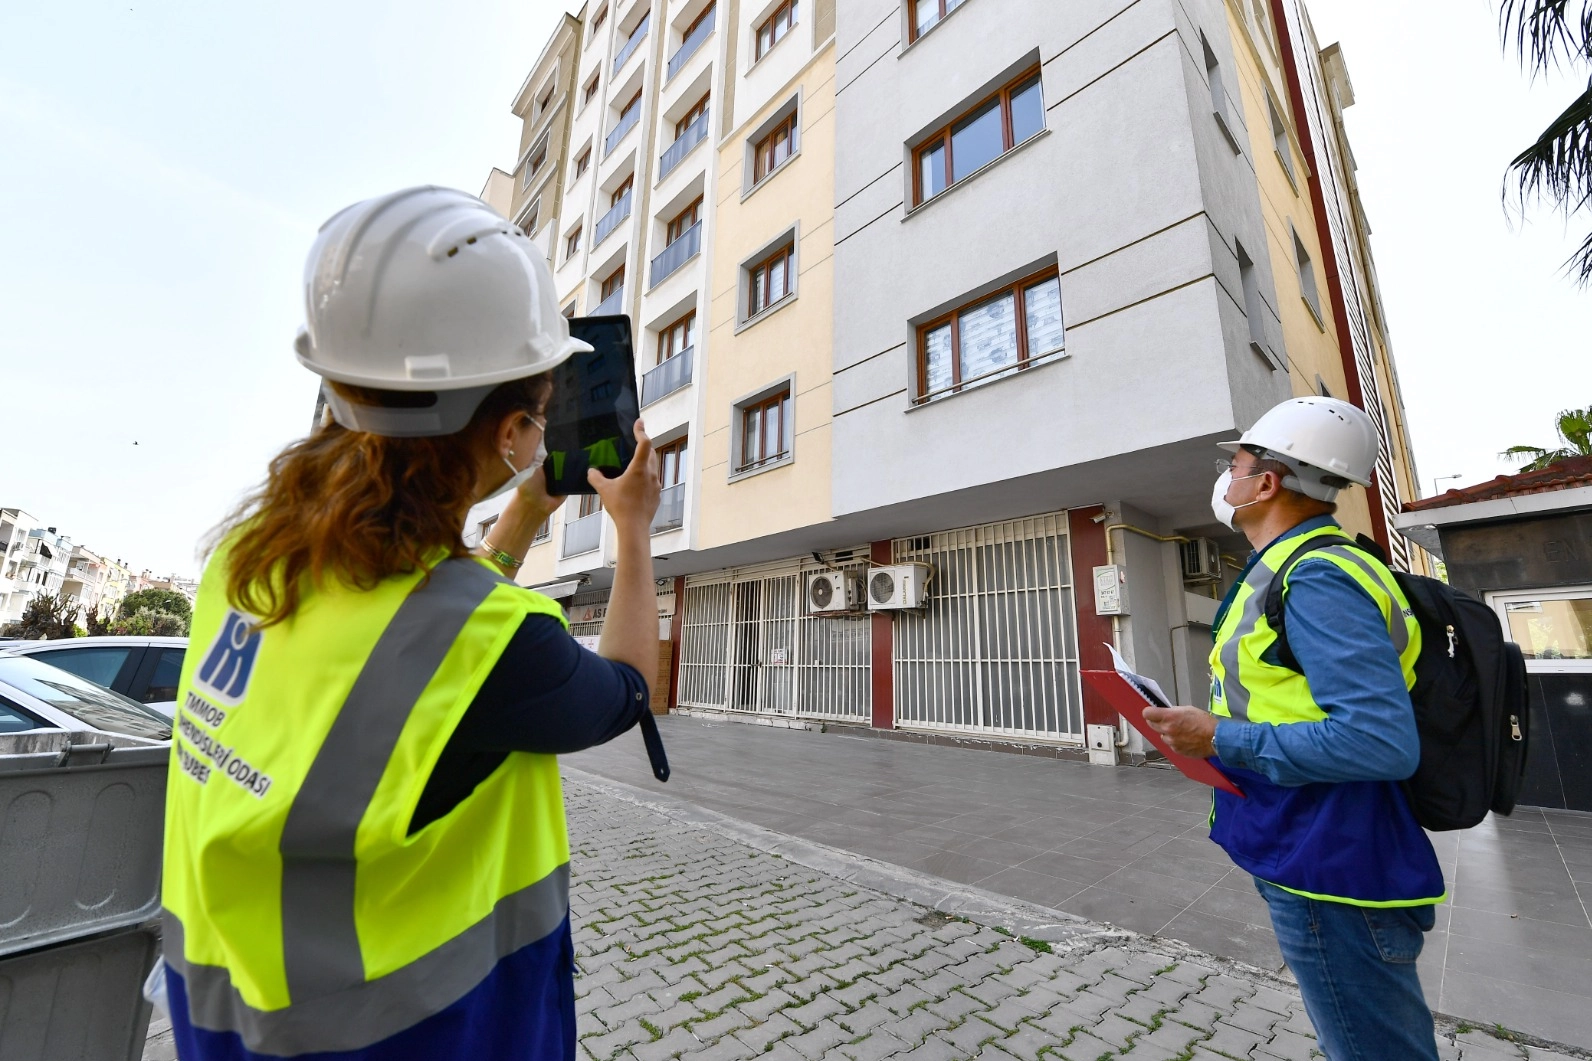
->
xmin=0 ymin=510 xmax=72 ymax=625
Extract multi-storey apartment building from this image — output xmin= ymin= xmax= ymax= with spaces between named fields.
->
xmin=0 ymin=511 xmax=73 ymax=625
xmin=481 ymin=0 xmax=1423 ymax=762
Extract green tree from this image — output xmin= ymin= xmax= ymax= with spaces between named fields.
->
xmin=1 ymin=593 xmax=83 ymax=640
xmin=1501 ymin=404 xmax=1592 ymax=470
xmin=1501 ymin=2 xmax=1592 ymax=283
xmin=112 ymin=608 xmax=187 ymax=637
xmin=118 ymin=588 xmax=192 ymax=624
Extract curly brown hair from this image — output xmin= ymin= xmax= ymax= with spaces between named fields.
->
xmin=212 ymin=376 xmax=552 ymax=626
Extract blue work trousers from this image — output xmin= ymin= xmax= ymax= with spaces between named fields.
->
xmin=1254 ymin=878 xmax=1440 ymax=1061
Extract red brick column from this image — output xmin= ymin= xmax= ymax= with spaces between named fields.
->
xmin=1068 ymin=507 xmax=1119 ymax=728
xmin=870 ymin=540 xmax=894 ymax=729
xmin=667 ymin=575 xmax=686 ymax=711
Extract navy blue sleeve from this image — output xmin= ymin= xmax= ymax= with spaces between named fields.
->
xmin=1213 ymin=558 xmax=1420 ymax=786
xmin=451 ymin=615 xmax=652 ymax=755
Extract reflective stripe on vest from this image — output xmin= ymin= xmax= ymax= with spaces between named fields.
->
xmin=163 ymin=556 xmax=571 ymax=1056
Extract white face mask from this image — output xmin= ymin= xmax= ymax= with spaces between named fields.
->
xmin=1210 ymin=469 xmax=1265 ymax=531
xmin=480 ymin=434 xmax=548 ymax=503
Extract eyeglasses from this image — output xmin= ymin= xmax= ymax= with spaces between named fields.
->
xmin=1214 ymin=457 xmax=1261 ymax=476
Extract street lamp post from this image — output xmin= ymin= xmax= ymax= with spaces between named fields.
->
xmin=1432 ymin=474 xmax=1463 ymax=497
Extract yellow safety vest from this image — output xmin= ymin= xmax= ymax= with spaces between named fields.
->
xmin=1207 ymin=523 xmax=1443 ymax=907
xmin=162 ymin=550 xmax=571 ymax=1056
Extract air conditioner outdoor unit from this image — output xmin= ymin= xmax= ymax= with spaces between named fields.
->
xmin=806 ymin=571 xmax=860 ymax=614
xmin=867 ymin=564 xmax=932 ymax=611
xmin=1180 ymin=538 xmax=1222 ymax=585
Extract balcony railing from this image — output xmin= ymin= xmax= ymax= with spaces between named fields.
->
xmin=658 ymin=110 xmax=709 ymax=180
xmin=652 ymin=483 xmax=686 ymax=533
xmin=594 ymin=191 xmax=633 ymax=246
xmin=563 ymin=512 xmax=603 ymax=557
xmin=613 ymin=11 xmax=650 ymax=75
xmin=649 ymin=221 xmax=701 ymax=288
xmin=666 ymin=7 xmax=715 ymax=81
xmin=641 ymin=345 xmax=693 ymax=406
xmin=594 ymin=285 xmax=626 ymax=316
xmin=604 ymin=106 xmax=641 ymax=158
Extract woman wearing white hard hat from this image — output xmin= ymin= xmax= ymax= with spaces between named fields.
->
xmin=159 ymin=186 xmax=664 ymax=1060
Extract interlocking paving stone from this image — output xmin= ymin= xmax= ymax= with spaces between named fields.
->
xmin=146 ymin=774 xmax=1588 ymax=1061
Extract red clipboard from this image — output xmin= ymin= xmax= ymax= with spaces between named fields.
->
xmin=1082 ymin=670 xmax=1245 ymax=798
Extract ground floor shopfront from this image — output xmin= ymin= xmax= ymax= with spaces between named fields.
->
xmin=552 ymin=507 xmax=1221 ymax=758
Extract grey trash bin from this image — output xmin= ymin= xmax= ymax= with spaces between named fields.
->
xmin=0 ymin=731 xmax=169 ymax=1061
xmin=0 ymin=730 xmax=169 ymax=956
xmin=0 ymin=921 xmax=161 ymax=1060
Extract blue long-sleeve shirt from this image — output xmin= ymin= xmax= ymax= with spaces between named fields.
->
xmin=1212 ymin=516 xmax=1420 ymax=787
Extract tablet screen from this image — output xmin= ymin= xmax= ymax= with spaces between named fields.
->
xmin=542 ymin=315 xmax=640 ymax=495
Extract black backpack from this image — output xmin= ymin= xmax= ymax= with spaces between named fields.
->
xmin=1264 ymin=533 xmax=1531 ymax=831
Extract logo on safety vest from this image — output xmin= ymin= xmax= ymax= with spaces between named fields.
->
xmin=194 ymin=610 xmax=262 ymax=705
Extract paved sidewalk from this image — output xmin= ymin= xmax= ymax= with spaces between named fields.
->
xmin=144 ymin=773 xmax=1582 ymax=1060
xmin=570 ymin=716 xmax=1592 ymax=1048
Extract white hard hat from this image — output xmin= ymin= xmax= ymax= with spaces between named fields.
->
xmin=294 ymin=186 xmax=590 ymax=437
xmin=1220 ymin=397 xmax=1379 ymax=502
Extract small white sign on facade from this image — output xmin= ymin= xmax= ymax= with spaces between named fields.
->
xmin=769 ymin=648 xmax=789 ymax=665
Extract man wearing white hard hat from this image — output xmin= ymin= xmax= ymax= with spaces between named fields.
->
xmin=158 ymin=187 xmax=665 ymax=1060
xmin=1146 ymin=397 xmax=1442 ymax=1060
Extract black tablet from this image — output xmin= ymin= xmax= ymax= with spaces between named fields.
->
xmin=542 ymin=315 xmax=641 ymax=495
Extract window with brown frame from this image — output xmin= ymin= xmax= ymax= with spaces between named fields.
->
xmin=562 ymin=301 xmax=578 ymax=318
xmin=683 ymin=2 xmax=716 ymax=41
xmin=752 ymin=113 xmax=797 ymax=184
xmin=575 ymin=148 xmax=592 ymax=178
xmin=913 ymin=69 xmax=1043 ymax=205
xmin=591 ymin=5 xmax=609 ymax=37
xmin=754 ymin=0 xmax=797 ymax=60
xmin=676 ymin=92 xmax=711 ymax=138
xmin=915 ymin=268 xmax=1064 ymax=403
xmin=666 ymin=197 xmax=703 ymax=244
xmin=747 ymin=242 xmax=794 ymax=318
xmin=909 ymin=0 xmax=966 ymax=40
xmin=737 ymin=389 xmax=791 ymax=471
xmin=531 ymin=517 xmax=552 ymax=544
xmin=618 ymin=88 xmax=643 ymax=124
xmin=601 ymin=265 xmax=625 ymax=301
xmin=658 ymin=311 xmax=695 ymax=364
xmin=539 ymin=85 xmax=555 ymax=115
xmin=521 ymin=200 xmax=539 ymax=235
xmin=566 ymin=225 xmax=583 ymax=260
xmin=577 ymin=494 xmax=603 ymax=519
xmin=525 ymin=139 xmax=549 ymax=187
xmin=612 ymin=176 xmax=633 ymax=207
xmin=658 ymin=436 xmax=689 ymax=487
xmin=584 ymin=73 xmax=601 ymax=106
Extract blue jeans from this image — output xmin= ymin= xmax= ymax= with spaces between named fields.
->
xmin=1254 ymin=878 xmax=1439 ymax=1061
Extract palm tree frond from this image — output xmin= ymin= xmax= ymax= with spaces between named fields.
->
xmin=1500 ymin=444 xmax=1553 ymax=462
xmin=1500 ymin=0 xmax=1592 ymax=75
xmin=1508 ymin=82 xmax=1592 ymax=283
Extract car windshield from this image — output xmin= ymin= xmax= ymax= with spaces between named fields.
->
xmin=0 ymin=655 xmax=171 ymax=741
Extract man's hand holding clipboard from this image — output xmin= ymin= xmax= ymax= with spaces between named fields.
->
xmin=1082 ymin=646 xmax=1244 ymax=798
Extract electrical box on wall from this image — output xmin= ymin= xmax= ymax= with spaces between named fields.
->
xmin=1086 ymin=724 xmax=1119 ymax=766
xmin=1093 ymin=565 xmax=1128 ymax=616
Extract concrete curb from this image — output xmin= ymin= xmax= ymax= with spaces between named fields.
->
xmin=563 ymin=766 xmax=1592 ymax=1059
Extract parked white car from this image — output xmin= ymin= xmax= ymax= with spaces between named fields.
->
xmin=0 ymin=654 xmax=172 ymax=742
xmin=0 ymin=636 xmax=186 ymax=720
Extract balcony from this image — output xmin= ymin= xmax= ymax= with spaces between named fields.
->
xmin=604 ymin=106 xmax=642 ymax=158
xmin=658 ymin=110 xmax=709 ymax=180
xmin=594 ymin=191 xmax=633 ymax=247
xmin=613 ymin=11 xmax=650 ymax=75
xmin=652 ymin=483 xmax=686 ymax=534
xmin=641 ymin=345 xmax=693 ymax=406
xmin=666 ymin=7 xmax=715 ymax=82
xmin=649 ymin=221 xmax=701 ymax=288
xmin=595 ymin=285 xmax=626 ymax=316
xmin=563 ymin=512 xmax=603 ymax=557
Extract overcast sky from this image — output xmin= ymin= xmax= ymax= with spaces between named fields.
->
xmin=0 ymin=0 xmax=1585 ymax=577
